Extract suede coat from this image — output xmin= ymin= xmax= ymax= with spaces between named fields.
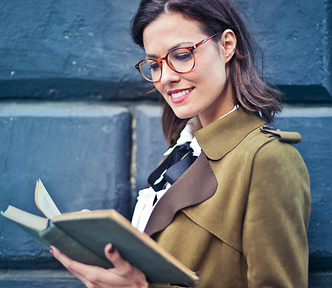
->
xmin=145 ymin=108 xmax=311 ymax=288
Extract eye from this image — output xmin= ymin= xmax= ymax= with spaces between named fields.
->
xmin=148 ymin=60 xmax=160 ymax=71
xmin=171 ymin=49 xmax=193 ymax=62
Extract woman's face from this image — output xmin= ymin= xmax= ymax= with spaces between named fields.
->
xmin=142 ymin=13 xmax=236 ymax=127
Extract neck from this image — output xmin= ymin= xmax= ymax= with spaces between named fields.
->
xmin=199 ymin=81 xmax=235 ymax=127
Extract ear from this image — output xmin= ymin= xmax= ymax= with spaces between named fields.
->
xmin=220 ymin=29 xmax=237 ymax=63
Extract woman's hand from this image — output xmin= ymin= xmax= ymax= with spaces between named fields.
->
xmin=51 ymin=243 xmax=148 ymax=288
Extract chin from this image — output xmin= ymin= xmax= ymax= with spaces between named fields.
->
xmin=172 ymin=109 xmax=197 ymax=120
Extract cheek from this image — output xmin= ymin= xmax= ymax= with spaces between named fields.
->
xmin=154 ymin=83 xmax=171 ymax=104
xmin=200 ymin=61 xmax=227 ymax=89
xmin=154 ymin=83 xmax=165 ymax=96
xmin=193 ymin=56 xmax=222 ymax=82
xmin=200 ymin=48 xmax=226 ymax=76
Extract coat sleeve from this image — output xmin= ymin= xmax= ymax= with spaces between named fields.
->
xmin=242 ymin=139 xmax=311 ymax=288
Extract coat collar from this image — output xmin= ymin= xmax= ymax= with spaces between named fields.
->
xmin=195 ymin=107 xmax=265 ymax=160
xmin=144 ymin=107 xmax=265 ymax=237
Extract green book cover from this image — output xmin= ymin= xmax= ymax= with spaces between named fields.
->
xmin=1 ymin=180 xmax=199 ymax=285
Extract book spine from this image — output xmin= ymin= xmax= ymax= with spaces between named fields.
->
xmin=40 ymin=222 xmax=113 ymax=269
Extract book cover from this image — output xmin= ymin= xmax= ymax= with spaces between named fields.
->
xmin=1 ymin=180 xmax=199 ymax=284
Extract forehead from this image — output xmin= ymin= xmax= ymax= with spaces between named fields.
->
xmin=142 ymin=13 xmax=206 ymax=56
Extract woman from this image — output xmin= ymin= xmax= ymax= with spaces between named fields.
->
xmin=52 ymin=0 xmax=311 ymax=287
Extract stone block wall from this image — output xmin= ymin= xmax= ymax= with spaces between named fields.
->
xmin=0 ymin=103 xmax=132 ymax=270
xmin=0 ymin=0 xmax=331 ymax=287
xmin=274 ymin=107 xmax=332 ymax=287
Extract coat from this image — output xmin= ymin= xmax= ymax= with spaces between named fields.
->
xmin=145 ymin=108 xmax=311 ymax=288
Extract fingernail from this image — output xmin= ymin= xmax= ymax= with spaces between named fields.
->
xmin=108 ymin=245 xmax=115 ymax=254
xmin=49 ymin=246 xmax=54 ymax=256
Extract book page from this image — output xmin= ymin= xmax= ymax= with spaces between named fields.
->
xmin=1 ymin=205 xmax=51 ymax=248
xmin=35 ymin=179 xmax=61 ymax=218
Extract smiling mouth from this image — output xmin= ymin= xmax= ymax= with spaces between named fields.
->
xmin=170 ymin=88 xmax=193 ymax=99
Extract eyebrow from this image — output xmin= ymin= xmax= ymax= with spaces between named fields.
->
xmin=145 ymin=41 xmax=194 ymax=59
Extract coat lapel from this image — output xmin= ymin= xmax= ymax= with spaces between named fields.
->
xmin=144 ymin=108 xmax=265 ymax=237
xmin=195 ymin=108 xmax=264 ymax=160
xmin=144 ymin=151 xmax=217 ymax=236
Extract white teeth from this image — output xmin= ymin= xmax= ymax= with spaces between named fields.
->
xmin=171 ymin=89 xmax=192 ymax=98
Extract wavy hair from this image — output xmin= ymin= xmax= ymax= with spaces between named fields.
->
xmin=131 ymin=0 xmax=282 ymax=146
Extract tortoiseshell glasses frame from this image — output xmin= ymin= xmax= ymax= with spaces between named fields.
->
xmin=135 ymin=31 xmax=222 ymax=83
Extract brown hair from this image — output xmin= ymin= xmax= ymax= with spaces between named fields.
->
xmin=131 ymin=0 xmax=282 ymax=146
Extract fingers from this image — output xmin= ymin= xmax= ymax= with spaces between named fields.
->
xmin=72 ymin=209 xmax=91 ymax=214
xmin=104 ymin=244 xmax=148 ymax=287
xmin=51 ymin=246 xmax=99 ymax=287
xmin=51 ymin=245 xmax=148 ymax=288
xmin=80 ymin=209 xmax=91 ymax=213
xmin=51 ymin=246 xmax=96 ymax=274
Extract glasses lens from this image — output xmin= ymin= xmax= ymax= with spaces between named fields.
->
xmin=139 ymin=60 xmax=161 ymax=82
xmin=168 ymin=48 xmax=194 ymax=73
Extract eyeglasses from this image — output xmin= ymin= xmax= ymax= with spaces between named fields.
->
xmin=135 ymin=31 xmax=222 ymax=83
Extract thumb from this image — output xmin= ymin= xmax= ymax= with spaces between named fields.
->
xmin=104 ymin=243 xmax=130 ymax=272
xmin=104 ymin=244 xmax=148 ymax=285
xmin=105 ymin=243 xmax=115 ymax=259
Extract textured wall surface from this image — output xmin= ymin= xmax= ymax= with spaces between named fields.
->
xmin=0 ymin=0 xmax=331 ymax=287
xmin=134 ymin=105 xmax=167 ymax=192
xmin=275 ymin=107 xmax=332 ymax=277
xmin=0 ymin=270 xmax=84 ymax=288
xmin=327 ymin=0 xmax=332 ymax=98
xmin=0 ymin=102 xmax=132 ymax=269
xmin=0 ymin=0 xmax=330 ymax=101
xmin=237 ymin=0 xmax=332 ymax=101
xmin=0 ymin=0 xmax=145 ymax=100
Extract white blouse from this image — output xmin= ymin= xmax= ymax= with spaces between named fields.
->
xmin=131 ymin=123 xmax=200 ymax=232
xmin=131 ymin=106 xmax=238 ymax=232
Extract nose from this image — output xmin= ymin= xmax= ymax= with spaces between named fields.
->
xmin=159 ymin=62 xmax=180 ymax=85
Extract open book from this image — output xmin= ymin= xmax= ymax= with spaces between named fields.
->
xmin=1 ymin=180 xmax=199 ymax=285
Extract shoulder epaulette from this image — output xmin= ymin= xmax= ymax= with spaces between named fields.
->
xmin=260 ymin=125 xmax=301 ymax=144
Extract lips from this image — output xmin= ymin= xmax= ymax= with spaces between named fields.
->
xmin=170 ymin=88 xmax=193 ymax=98
xmin=168 ymin=88 xmax=194 ymax=103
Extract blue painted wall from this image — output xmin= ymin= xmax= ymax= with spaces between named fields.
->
xmin=274 ymin=107 xmax=332 ymax=276
xmin=237 ymin=0 xmax=331 ymax=101
xmin=0 ymin=0 xmax=331 ymax=287
xmin=327 ymin=0 xmax=332 ymax=96
xmin=0 ymin=0 xmax=330 ymax=101
xmin=0 ymin=0 xmax=145 ymax=100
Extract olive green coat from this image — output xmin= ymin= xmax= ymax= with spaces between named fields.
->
xmin=146 ymin=108 xmax=311 ymax=288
